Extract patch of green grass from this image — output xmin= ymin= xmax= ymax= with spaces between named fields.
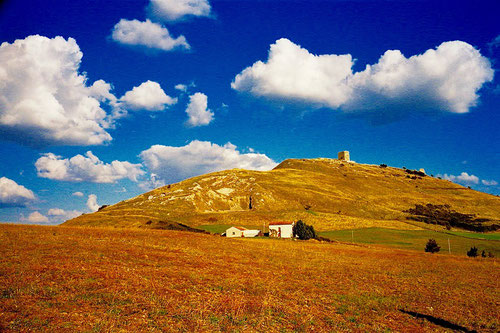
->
xmin=198 ymin=224 xmax=232 ymax=234
xmin=320 ymin=228 xmax=500 ymax=256
xmin=446 ymin=230 xmax=500 ymax=241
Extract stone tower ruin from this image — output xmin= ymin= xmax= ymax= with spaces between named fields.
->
xmin=338 ymin=151 xmax=350 ymax=161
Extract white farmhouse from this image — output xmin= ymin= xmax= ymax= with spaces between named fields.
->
xmin=226 ymin=226 xmax=246 ymax=237
xmin=225 ymin=226 xmax=261 ymax=238
xmin=269 ymin=221 xmax=294 ymax=238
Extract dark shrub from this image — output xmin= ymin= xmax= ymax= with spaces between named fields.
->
xmin=481 ymin=250 xmax=487 ymax=258
xmin=405 ymin=169 xmax=426 ymax=177
xmin=425 ymin=239 xmax=440 ymax=253
xmin=467 ymin=246 xmax=478 ymax=257
xmin=380 ymin=164 xmax=387 ymax=168
xmin=404 ymin=204 xmax=499 ymax=232
xmin=293 ymin=220 xmax=316 ymax=240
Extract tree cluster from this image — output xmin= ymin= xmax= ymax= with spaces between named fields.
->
xmin=293 ymin=220 xmax=316 ymax=240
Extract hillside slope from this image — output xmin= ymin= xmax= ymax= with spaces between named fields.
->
xmin=64 ymin=158 xmax=500 ymax=231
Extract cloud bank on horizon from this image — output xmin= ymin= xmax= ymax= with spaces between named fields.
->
xmin=232 ymin=38 xmax=494 ymax=115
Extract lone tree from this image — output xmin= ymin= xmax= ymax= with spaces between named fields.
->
xmin=425 ymin=239 xmax=440 ymax=253
xmin=467 ymin=246 xmax=478 ymax=257
xmin=293 ymin=220 xmax=316 ymax=240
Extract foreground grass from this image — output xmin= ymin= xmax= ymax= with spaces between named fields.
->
xmin=0 ymin=224 xmax=498 ymax=332
xmin=320 ymin=228 xmax=500 ymax=257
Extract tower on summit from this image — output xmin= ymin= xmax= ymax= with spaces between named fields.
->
xmin=338 ymin=151 xmax=350 ymax=161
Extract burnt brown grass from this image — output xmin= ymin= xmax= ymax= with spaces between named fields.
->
xmin=0 ymin=224 xmax=498 ymax=332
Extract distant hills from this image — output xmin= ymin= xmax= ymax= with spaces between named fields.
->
xmin=63 ymin=158 xmax=500 ymax=232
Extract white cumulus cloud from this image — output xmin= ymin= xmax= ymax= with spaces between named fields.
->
xmin=0 ymin=177 xmax=36 ymax=207
xmin=87 ymin=194 xmax=99 ymax=212
xmin=140 ymin=140 xmax=277 ymax=183
xmin=47 ymin=208 xmax=65 ymax=216
xmin=439 ymin=172 xmax=480 ymax=184
xmin=112 ymin=19 xmax=189 ymax=52
xmin=48 ymin=208 xmax=82 ymax=222
xmin=25 ymin=211 xmax=49 ymax=223
xmin=120 ymin=80 xmax=177 ymax=111
xmin=232 ymin=38 xmax=494 ymax=115
xmin=185 ymin=92 xmax=214 ymax=126
xmin=72 ymin=191 xmax=84 ymax=197
xmin=175 ymin=84 xmax=187 ymax=92
xmin=138 ymin=173 xmax=166 ymax=191
xmin=0 ymin=35 xmax=114 ymax=146
xmin=482 ymin=179 xmax=498 ymax=186
xmin=35 ymin=151 xmax=144 ymax=183
xmin=232 ymin=38 xmax=354 ymax=108
xmin=148 ymin=0 xmax=211 ymax=22
xmin=89 ymin=80 xmax=117 ymax=103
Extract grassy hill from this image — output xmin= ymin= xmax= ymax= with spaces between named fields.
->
xmin=64 ymin=158 xmax=500 ymax=232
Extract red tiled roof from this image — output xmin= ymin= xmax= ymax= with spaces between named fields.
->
xmin=234 ymin=226 xmax=247 ymax=231
xmin=269 ymin=221 xmax=293 ymax=226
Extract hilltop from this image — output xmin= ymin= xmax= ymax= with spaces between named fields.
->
xmin=63 ymin=158 xmax=500 ymax=232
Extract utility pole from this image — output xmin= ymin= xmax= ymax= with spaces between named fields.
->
xmin=448 ymin=238 xmax=451 ymax=254
xmin=351 ymin=230 xmax=354 ymax=243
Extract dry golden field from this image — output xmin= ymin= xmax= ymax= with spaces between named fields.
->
xmin=1 ymin=224 xmax=498 ymax=332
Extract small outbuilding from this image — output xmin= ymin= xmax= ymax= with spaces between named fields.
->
xmin=225 ymin=226 xmax=261 ymax=238
xmin=269 ymin=221 xmax=294 ymax=238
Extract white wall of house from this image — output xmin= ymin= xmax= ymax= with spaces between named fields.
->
xmin=226 ymin=226 xmax=245 ymax=238
xmin=243 ymin=230 xmax=261 ymax=237
xmin=269 ymin=224 xmax=294 ymax=238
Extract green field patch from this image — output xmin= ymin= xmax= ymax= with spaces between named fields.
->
xmin=446 ymin=230 xmax=500 ymax=241
xmin=320 ymin=228 xmax=500 ymax=256
xmin=198 ymin=224 xmax=233 ymax=234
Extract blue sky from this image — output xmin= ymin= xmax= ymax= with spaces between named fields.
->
xmin=0 ymin=0 xmax=499 ymax=224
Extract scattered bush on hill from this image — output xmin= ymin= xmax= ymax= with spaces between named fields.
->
xmin=467 ymin=246 xmax=478 ymax=257
xmin=405 ymin=204 xmax=499 ymax=232
xmin=477 ymin=250 xmax=495 ymax=258
xmin=293 ymin=220 xmax=316 ymax=240
xmin=425 ymin=239 xmax=440 ymax=253
xmin=97 ymin=205 xmax=109 ymax=211
xmin=380 ymin=164 xmax=387 ymax=168
xmin=405 ymin=169 xmax=426 ymax=177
